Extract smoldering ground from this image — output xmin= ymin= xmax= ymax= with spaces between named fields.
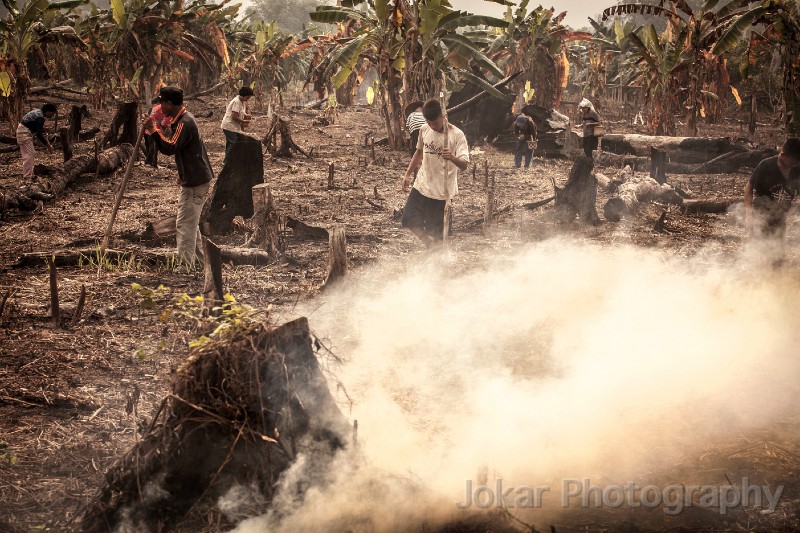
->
xmin=232 ymin=238 xmax=800 ymax=532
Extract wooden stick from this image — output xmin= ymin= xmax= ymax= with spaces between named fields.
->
xmin=71 ymin=284 xmax=86 ymax=327
xmin=101 ymin=119 xmax=146 ymax=254
xmin=47 ymin=256 xmax=60 ymax=329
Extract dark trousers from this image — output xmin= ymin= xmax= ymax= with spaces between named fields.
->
xmin=515 ymin=140 xmax=532 ymax=168
xmin=583 ymin=135 xmax=599 ymax=157
xmin=223 ymin=129 xmax=239 ymax=162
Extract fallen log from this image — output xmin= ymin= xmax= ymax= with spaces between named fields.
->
xmin=600 ymin=133 xmax=747 ymax=164
xmin=603 ymin=174 xmax=683 ymax=222
xmin=0 ymin=144 xmax=132 ymax=212
xmin=286 ymin=216 xmax=329 ymax=240
xmin=681 ymin=198 xmax=739 ymax=214
xmin=689 ymin=147 xmax=776 ymax=174
xmin=13 ymin=245 xmax=283 ymax=269
xmin=77 ymin=318 xmax=350 ymax=533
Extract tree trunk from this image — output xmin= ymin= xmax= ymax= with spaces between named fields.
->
xmin=203 ymin=134 xmax=264 ymax=235
xmin=77 ymin=318 xmax=349 ymax=533
xmin=322 ymin=225 xmax=347 ymax=288
xmin=263 ymin=116 xmax=309 ymax=158
xmin=101 ymin=101 xmax=138 ymax=149
xmin=554 ymin=156 xmax=600 ymax=225
xmin=245 ymin=184 xmax=282 ymax=258
xmin=202 ymin=236 xmax=224 ymax=303
xmin=1 ymin=144 xmax=132 ymax=213
xmin=59 ymin=127 xmax=73 ymax=162
xmin=749 ymin=94 xmax=757 ymax=135
xmin=650 ymin=146 xmax=667 ymax=184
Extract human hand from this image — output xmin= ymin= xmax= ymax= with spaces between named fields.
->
xmin=518 ymin=134 xmax=525 ymax=141
xmin=402 ymin=174 xmax=412 ymax=192
xmin=143 ymin=116 xmax=154 ymax=131
xmin=441 ymin=148 xmax=453 ymax=161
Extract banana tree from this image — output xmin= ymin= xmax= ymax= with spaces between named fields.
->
xmin=76 ymin=0 xmax=236 ymax=107
xmin=713 ymin=0 xmax=800 ymax=135
xmin=603 ymin=0 xmax=754 ymax=136
xmin=489 ymin=1 xmax=592 ymax=109
xmin=309 ymin=0 xmax=409 ymax=149
xmin=0 ymin=0 xmax=86 ymax=128
xmin=396 ymin=0 xmax=508 ymax=105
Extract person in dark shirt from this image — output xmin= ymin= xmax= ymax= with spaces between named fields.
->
xmin=744 ymin=137 xmax=800 ymax=262
xmin=513 ymin=113 xmax=537 ymax=169
xmin=579 ymin=98 xmax=601 ymax=158
xmin=144 ymin=86 xmax=214 ymax=267
xmin=15 ymin=103 xmax=57 ymax=179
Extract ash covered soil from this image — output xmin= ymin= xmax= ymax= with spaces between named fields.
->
xmin=1 ymin=96 xmax=800 ymax=532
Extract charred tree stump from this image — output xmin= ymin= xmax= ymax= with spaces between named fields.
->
xmin=202 ymin=236 xmax=224 ymax=304
xmin=67 ymin=104 xmax=89 ymax=143
xmin=58 ymin=127 xmax=72 ymax=162
xmin=246 ymin=184 xmax=283 ymax=258
xmin=328 ymin=162 xmax=335 ymax=189
xmin=203 ymin=134 xmax=264 ymax=235
xmin=47 ymin=256 xmax=59 ymax=329
xmin=77 ymin=318 xmax=350 ymax=533
xmin=101 ymin=101 xmax=138 ymax=149
xmin=263 ymin=115 xmax=309 ymax=158
xmin=322 ymin=225 xmax=347 ymax=288
xmin=650 ymin=146 xmax=667 ymax=184
xmin=1 ymin=144 xmax=133 ymax=213
xmin=749 ymin=94 xmax=757 ymax=135
xmin=554 ymin=156 xmax=599 ymax=225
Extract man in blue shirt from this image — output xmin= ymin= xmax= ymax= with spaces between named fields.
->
xmin=16 ymin=103 xmax=57 ymax=179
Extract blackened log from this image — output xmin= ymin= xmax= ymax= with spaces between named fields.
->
xmin=554 ymin=156 xmax=599 ymax=225
xmin=101 ymin=101 xmax=138 ymax=149
xmin=650 ymin=146 xmax=667 ymax=184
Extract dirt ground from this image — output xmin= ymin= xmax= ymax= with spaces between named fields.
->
xmin=1 ymin=93 xmax=799 ymax=532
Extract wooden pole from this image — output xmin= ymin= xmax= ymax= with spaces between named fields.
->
xmin=328 ymin=162 xmax=335 ymax=189
xmin=484 ymin=170 xmax=495 ymax=230
xmin=47 ymin=256 xmax=59 ymax=329
xmin=101 ymin=118 xmax=146 ymax=254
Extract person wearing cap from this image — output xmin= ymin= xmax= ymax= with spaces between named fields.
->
xmin=405 ymin=101 xmax=425 ymax=154
xmin=220 ymin=86 xmax=254 ymax=161
xmin=578 ymin=98 xmax=601 ymax=158
xmin=744 ymin=137 xmax=800 ymax=265
xmin=144 ymin=86 xmax=214 ymax=267
xmin=401 ymin=99 xmax=470 ymax=247
xmin=16 ymin=103 xmax=57 ymax=180
xmin=513 ymin=113 xmax=537 ymax=169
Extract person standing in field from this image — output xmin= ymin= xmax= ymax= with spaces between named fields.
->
xmin=401 ymin=99 xmax=470 ymax=247
xmin=578 ymin=98 xmax=601 ymax=158
xmin=16 ymin=103 xmax=57 ymax=179
xmin=405 ymin=101 xmax=425 ymax=153
xmin=744 ymin=137 xmax=800 ymax=264
xmin=220 ymin=86 xmax=254 ymax=161
xmin=144 ymin=86 xmax=213 ymax=267
xmin=513 ymin=113 xmax=537 ymax=169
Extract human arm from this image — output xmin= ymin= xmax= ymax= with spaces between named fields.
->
xmin=402 ymin=148 xmax=424 ymax=191
xmin=150 ymin=114 xmax=191 ymax=156
xmin=443 ymin=130 xmax=470 ymax=171
xmin=441 ymin=148 xmax=469 ymax=171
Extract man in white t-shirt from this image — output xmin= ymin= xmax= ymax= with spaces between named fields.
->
xmin=401 ymin=99 xmax=470 ymax=247
xmin=220 ymin=86 xmax=254 ymax=161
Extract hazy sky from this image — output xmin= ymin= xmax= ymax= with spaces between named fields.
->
xmin=453 ymin=0 xmax=606 ymax=29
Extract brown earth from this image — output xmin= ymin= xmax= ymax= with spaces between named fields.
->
xmin=1 ymin=93 xmax=799 ymax=532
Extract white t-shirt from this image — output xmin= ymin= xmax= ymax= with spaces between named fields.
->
xmin=220 ymin=96 xmax=247 ymax=133
xmin=414 ymin=123 xmax=470 ymax=201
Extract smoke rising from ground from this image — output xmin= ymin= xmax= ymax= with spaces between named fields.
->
xmin=234 ymin=239 xmax=800 ymax=531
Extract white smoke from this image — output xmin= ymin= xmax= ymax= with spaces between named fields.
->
xmin=232 ymin=238 xmax=800 ymax=532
